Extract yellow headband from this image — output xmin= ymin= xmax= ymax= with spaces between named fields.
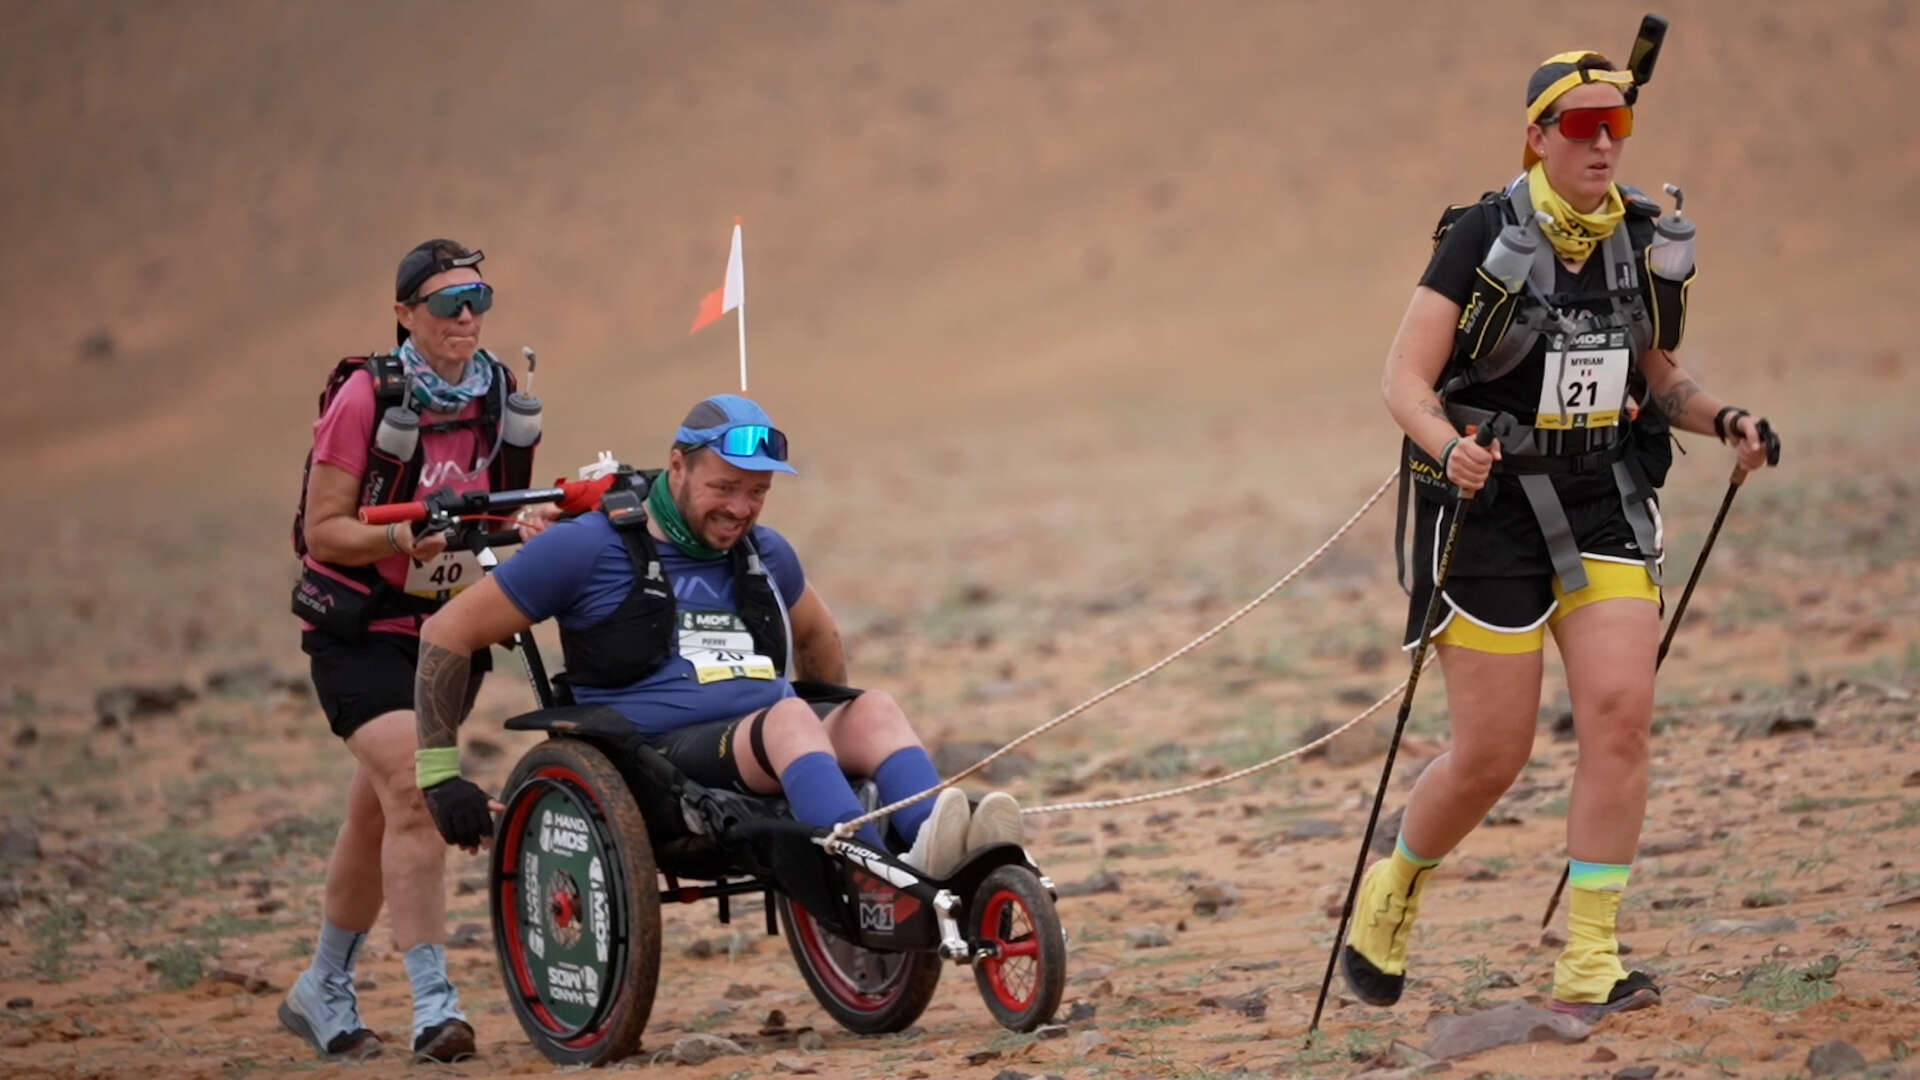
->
xmin=1526 ymin=51 xmax=1636 ymax=124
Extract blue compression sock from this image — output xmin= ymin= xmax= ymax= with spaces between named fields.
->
xmin=403 ymin=943 xmax=466 ymax=1039
xmin=873 ymin=747 xmax=943 ymax=845
xmin=781 ymin=752 xmax=886 ymax=850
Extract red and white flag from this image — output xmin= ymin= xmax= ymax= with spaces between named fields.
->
xmin=689 ymin=223 xmax=744 ymax=335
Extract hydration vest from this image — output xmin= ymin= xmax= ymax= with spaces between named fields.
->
xmin=1396 ymin=175 xmax=1692 ymax=595
xmin=557 ymin=475 xmax=794 ymax=690
xmin=290 ymin=351 xmax=538 ymax=636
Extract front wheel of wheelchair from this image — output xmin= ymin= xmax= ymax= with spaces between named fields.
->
xmin=490 ymin=738 xmax=662 ymax=1065
xmin=778 ymin=895 xmax=942 ymax=1034
xmin=971 ymin=865 xmax=1067 ymax=1031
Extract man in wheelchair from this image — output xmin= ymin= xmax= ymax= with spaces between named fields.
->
xmin=409 ymin=393 xmax=1021 ymax=879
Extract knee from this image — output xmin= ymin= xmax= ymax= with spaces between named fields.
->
xmin=378 ymin=777 xmax=437 ymax=835
xmin=761 ymin=699 xmax=830 ymax=755
xmin=1448 ymin=748 xmax=1531 ymax=803
xmin=846 ymin=690 xmax=911 ymax=736
xmin=1576 ymin=689 xmax=1652 ymax=764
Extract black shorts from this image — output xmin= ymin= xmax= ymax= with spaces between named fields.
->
xmin=1402 ymin=472 xmax=1657 ymax=647
xmin=303 ymin=630 xmax=492 ymax=740
xmin=642 ymin=696 xmax=844 ymax=794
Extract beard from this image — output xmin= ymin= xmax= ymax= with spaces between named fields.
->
xmin=674 ymin=483 xmax=752 ymax=550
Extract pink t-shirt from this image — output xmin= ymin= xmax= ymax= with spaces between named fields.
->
xmin=302 ymin=368 xmax=492 ymax=637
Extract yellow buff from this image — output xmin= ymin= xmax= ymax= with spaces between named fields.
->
xmin=1527 ymin=162 xmax=1625 ymax=263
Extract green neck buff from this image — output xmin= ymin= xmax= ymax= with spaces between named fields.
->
xmin=647 ymin=473 xmax=728 ymax=560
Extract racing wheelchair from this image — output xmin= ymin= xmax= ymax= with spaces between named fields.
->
xmin=364 ymin=477 xmax=1068 ymax=1065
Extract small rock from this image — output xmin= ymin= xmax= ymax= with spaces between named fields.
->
xmin=1588 ymin=1046 xmax=1619 ymax=1062
xmin=1355 ymin=645 xmax=1387 ymax=672
xmin=1126 ymin=926 xmax=1171 ymax=949
xmin=1685 ymin=994 xmax=1732 ymax=1015
xmin=1370 ymin=808 xmax=1404 ymax=856
xmin=206 ymin=969 xmax=275 ymax=995
xmin=1035 ymin=1023 xmax=1068 ymax=1040
xmin=446 ymin=922 xmax=487 ymax=949
xmin=1 ymin=1028 xmax=32 ymax=1048
xmin=204 ymin=663 xmax=306 ymax=699
xmin=1065 ymin=1000 xmax=1097 ymax=1023
xmin=773 ymin=1057 xmax=820 ymax=1074
xmin=758 ymin=1008 xmax=788 ymax=1034
xmin=1692 ymin=915 xmax=1798 ymax=935
xmin=989 ymin=1071 xmax=1031 ymax=1080
xmin=685 ymin=938 xmax=715 ymax=959
xmin=964 ymin=1049 xmax=1002 ymax=1066
xmin=1612 ymin=1067 xmax=1659 ymax=1080
xmin=1805 ymin=1040 xmax=1867 ymax=1077
xmin=1744 ymin=890 xmax=1793 ymax=909
xmin=78 ymin=329 xmax=116 ymax=363
xmin=672 ymin=1033 xmax=746 ymax=1066
xmin=1640 ymin=833 xmax=1705 ymax=857
xmin=7 ymin=996 xmax=32 ymax=1009
xmin=931 ymin=741 xmax=1033 ymax=782
xmin=1198 ymin=986 xmax=1268 ymax=1019
xmin=1282 ymin=819 xmax=1342 ymax=842
xmin=1904 ymin=770 xmax=1920 ymax=788
xmin=1484 ymin=971 xmax=1519 ymax=988
xmin=797 ymin=1029 xmax=825 ymax=1051
xmin=723 ymin=982 xmax=762 ymax=1000
xmin=255 ymin=898 xmax=285 ymax=915
xmin=1424 ymin=1001 xmax=1592 ymax=1060
xmin=0 ymin=816 xmax=40 ymax=861
xmin=92 ymin=682 xmax=197 ymax=727
xmin=1464 ymin=861 xmax=1501 ymax=882
xmin=1190 ymin=881 xmax=1241 ymax=915
xmin=1058 ymin=870 xmax=1123 ymax=898
xmin=455 ymin=875 xmax=486 ymax=896
xmin=1072 ymin=1030 xmax=1108 ymax=1056
xmin=1541 ymin=928 xmax=1569 ymax=948
xmin=12 ymin=724 xmax=35 ymax=748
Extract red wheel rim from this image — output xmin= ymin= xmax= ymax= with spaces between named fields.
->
xmin=496 ymin=765 xmax=620 ymax=1049
xmin=978 ymin=889 xmax=1041 ymax=1012
xmin=789 ymin=901 xmax=909 ymax=1012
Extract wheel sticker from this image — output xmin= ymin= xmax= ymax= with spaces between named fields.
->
xmin=513 ymin=784 xmax=613 ymax=1032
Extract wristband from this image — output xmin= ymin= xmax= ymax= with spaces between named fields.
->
xmin=386 ymin=522 xmax=405 ymax=554
xmin=1713 ymin=406 xmax=1749 ymax=443
xmin=416 ymin=746 xmax=462 ymax=789
xmin=1438 ymin=436 xmax=1462 ymax=477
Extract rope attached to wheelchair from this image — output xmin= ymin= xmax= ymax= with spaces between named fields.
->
xmin=827 ymin=471 xmax=1400 ymax=841
xmin=1022 ymin=651 xmax=1430 ymax=814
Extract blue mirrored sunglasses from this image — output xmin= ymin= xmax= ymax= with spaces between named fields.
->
xmin=702 ymin=424 xmax=789 ymax=461
xmin=406 ymin=280 xmax=494 ymax=318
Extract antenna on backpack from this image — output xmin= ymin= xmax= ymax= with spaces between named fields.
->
xmin=522 ymin=346 xmax=538 ymax=394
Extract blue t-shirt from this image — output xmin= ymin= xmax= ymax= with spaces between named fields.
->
xmin=494 ymin=513 xmax=806 ymax=734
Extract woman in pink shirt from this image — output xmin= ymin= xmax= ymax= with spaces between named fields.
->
xmin=283 ymin=239 xmax=554 ymax=1064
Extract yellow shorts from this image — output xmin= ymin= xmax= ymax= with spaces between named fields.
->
xmin=1433 ymin=558 xmax=1661 ymax=655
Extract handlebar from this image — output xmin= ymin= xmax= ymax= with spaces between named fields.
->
xmin=357 ymin=475 xmax=619 ymax=526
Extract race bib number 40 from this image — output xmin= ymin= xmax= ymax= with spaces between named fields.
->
xmin=1536 ymin=329 xmax=1630 ymax=430
xmin=678 ymin=610 xmax=776 ymax=684
xmin=404 ymin=548 xmax=486 ymax=600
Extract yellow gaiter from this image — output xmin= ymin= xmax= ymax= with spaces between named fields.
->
xmin=1527 ymin=163 xmax=1625 ymax=263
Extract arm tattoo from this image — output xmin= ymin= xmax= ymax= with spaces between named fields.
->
xmin=1420 ymin=394 xmax=1449 ymax=424
xmin=1654 ymin=377 xmax=1702 ymax=421
xmin=796 ymin=625 xmax=848 ymax=685
xmin=415 ymin=641 xmax=472 ymax=749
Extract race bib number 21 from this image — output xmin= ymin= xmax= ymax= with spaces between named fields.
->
xmin=1536 ymin=329 xmax=1630 ymax=430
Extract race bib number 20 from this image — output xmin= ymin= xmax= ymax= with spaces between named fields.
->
xmin=1536 ymin=329 xmax=1630 ymax=430
xmin=678 ymin=611 xmax=776 ymax=684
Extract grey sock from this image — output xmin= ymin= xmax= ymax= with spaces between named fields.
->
xmin=403 ymin=943 xmax=466 ymax=1038
xmin=310 ymin=920 xmax=365 ymax=984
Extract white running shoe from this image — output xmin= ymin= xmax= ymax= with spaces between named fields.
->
xmin=966 ymin=791 xmax=1025 ymax=851
xmin=901 ymin=787 xmax=970 ymax=879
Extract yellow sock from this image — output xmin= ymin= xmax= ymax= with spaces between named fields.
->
xmin=1554 ymin=886 xmax=1629 ymax=1003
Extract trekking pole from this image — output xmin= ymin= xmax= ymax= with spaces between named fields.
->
xmin=1538 ymin=419 xmax=1778 ymax=928
xmin=1308 ymin=425 xmax=1496 ymax=1040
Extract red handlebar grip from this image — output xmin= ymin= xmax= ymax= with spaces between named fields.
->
xmin=359 ymin=502 xmax=427 ymax=525
xmin=557 ymin=475 xmax=615 ymax=515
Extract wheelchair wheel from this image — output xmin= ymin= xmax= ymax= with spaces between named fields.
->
xmin=970 ymin=865 xmax=1066 ymax=1031
xmin=490 ymin=738 xmax=662 ymax=1065
xmin=778 ymin=894 xmax=942 ymax=1034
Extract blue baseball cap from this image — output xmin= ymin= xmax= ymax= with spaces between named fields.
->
xmin=673 ymin=394 xmax=797 ymax=475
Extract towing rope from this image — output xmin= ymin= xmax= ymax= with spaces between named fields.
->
xmin=829 ymin=470 xmax=1400 ymax=840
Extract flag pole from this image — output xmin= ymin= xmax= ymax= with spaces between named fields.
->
xmin=735 ymin=219 xmax=748 ymax=392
